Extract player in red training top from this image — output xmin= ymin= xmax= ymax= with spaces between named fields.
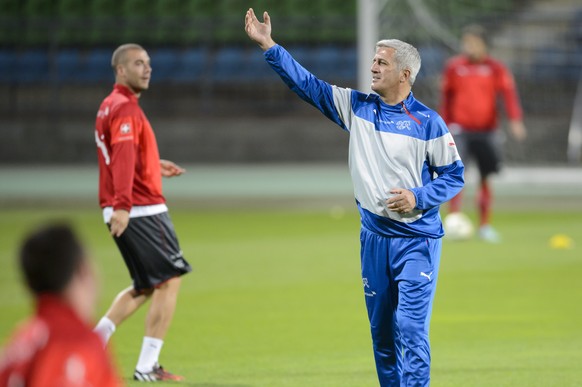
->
xmin=440 ymin=24 xmax=527 ymax=243
xmin=0 ymin=223 xmax=122 ymax=387
xmin=93 ymin=43 xmax=191 ymax=382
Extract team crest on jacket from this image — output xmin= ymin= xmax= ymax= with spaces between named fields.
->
xmin=120 ymin=123 xmax=131 ymax=134
xmin=396 ymin=121 xmax=412 ymax=130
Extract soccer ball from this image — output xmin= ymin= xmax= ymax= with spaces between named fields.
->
xmin=443 ymin=212 xmax=474 ymax=241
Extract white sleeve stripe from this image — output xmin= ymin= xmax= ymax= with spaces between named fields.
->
xmin=428 ymin=132 xmax=461 ymax=167
xmin=332 ymin=86 xmax=353 ymax=130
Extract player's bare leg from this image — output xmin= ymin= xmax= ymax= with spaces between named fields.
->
xmin=146 ymin=276 xmax=181 ymax=339
xmin=94 ymin=286 xmax=151 ymax=344
xmin=108 ymin=286 xmax=152 ymax=325
xmin=134 ymin=276 xmax=184 ymax=382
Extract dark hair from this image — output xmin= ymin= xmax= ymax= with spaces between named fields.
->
xmin=19 ymin=223 xmax=85 ymax=295
xmin=462 ymin=24 xmax=489 ymax=47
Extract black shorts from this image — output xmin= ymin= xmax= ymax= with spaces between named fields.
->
xmin=109 ymin=212 xmax=191 ymax=292
xmin=454 ymin=131 xmax=502 ymax=179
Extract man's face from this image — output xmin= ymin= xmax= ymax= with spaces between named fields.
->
xmin=462 ymin=34 xmax=487 ymax=61
xmin=116 ymin=49 xmax=152 ymax=94
xmin=370 ymin=47 xmax=404 ymax=96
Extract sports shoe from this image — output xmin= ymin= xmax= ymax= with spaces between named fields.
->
xmin=134 ymin=363 xmax=184 ymax=382
xmin=479 ymin=225 xmax=501 ymax=244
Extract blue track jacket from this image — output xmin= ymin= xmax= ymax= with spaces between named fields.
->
xmin=265 ymin=45 xmax=465 ymax=238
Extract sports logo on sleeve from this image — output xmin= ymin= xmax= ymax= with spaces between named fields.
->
xmin=120 ymin=123 xmax=131 ymax=134
xmin=111 ymin=119 xmax=135 ymax=144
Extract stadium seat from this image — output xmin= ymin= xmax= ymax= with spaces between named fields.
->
xmin=0 ymin=50 xmax=16 ymax=83
xmin=150 ymin=48 xmax=178 ymax=83
xmin=55 ymin=49 xmax=81 ymax=82
xmin=211 ymin=46 xmax=247 ymax=82
xmin=337 ymin=46 xmax=357 ymax=82
xmin=246 ymin=50 xmax=279 ymax=81
xmin=418 ymin=45 xmax=447 ymax=78
xmin=313 ymin=46 xmax=343 ymax=79
xmin=572 ymin=10 xmax=582 ymax=43
xmin=84 ymin=49 xmax=114 ymax=83
xmin=286 ymin=46 xmax=317 ymax=70
xmin=173 ymin=47 xmax=208 ymax=82
xmin=531 ymin=46 xmax=582 ymax=81
xmin=284 ymin=45 xmax=356 ymax=82
xmin=15 ymin=49 xmax=49 ymax=83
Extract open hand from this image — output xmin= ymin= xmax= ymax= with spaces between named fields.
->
xmin=245 ymin=8 xmax=276 ymax=51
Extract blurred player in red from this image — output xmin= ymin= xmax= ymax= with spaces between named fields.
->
xmin=441 ymin=25 xmax=527 ymax=242
xmin=93 ymin=43 xmax=191 ymax=382
xmin=0 ymin=223 xmax=122 ymax=387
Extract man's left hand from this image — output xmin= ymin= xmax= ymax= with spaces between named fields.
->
xmin=386 ymin=188 xmax=416 ymax=213
xmin=509 ymin=120 xmax=527 ymax=142
xmin=160 ymin=159 xmax=185 ymax=177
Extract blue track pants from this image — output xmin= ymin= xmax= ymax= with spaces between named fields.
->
xmin=360 ymin=227 xmax=442 ymax=387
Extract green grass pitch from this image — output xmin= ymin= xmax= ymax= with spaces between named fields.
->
xmin=0 ymin=208 xmax=581 ymax=386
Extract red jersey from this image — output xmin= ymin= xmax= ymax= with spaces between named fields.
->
xmin=0 ymin=295 xmax=122 ymax=387
xmin=440 ymin=55 xmax=523 ymax=132
xmin=95 ymin=84 xmax=165 ymax=211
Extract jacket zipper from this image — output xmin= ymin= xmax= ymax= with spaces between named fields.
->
xmin=401 ymin=102 xmax=421 ymax=125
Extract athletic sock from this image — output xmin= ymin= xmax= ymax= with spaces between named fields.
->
xmin=94 ymin=316 xmax=116 ymax=345
xmin=477 ymin=182 xmax=492 ymax=226
xmin=135 ymin=337 xmax=164 ymax=373
xmin=449 ymin=191 xmax=463 ymax=213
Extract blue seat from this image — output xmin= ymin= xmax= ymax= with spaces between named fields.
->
xmin=0 ymin=50 xmax=16 ymax=83
xmin=417 ymin=45 xmax=446 ymax=79
xmin=82 ymin=49 xmax=113 ymax=83
xmin=571 ymin=10 xmax=582 ymax=42
xmin=339 ymin=46 xmax=358 ymax=81
xmin=314 ymin=46 xmax=344 ymax=80
xmin=15 ymin=50 xmax=49 ymax=83
xmin=246 ymin=50 xmax=278 ymax=81
xmin=286 ymin=46 xmax=317 ymax=71
xmin=174 ymin=47 xmax=207 ymax=82
xmin=55 ymin=49 xmax=81 ymax=82
xmin=212 ymin=46 xmax=247 ymax=82
xmin=531 ymin=46 xmax=582 ymax=81
xmin=150 ymin=48 xmax=178 ymax=83
xmin=285 ymin=45 xmax=356 ymax=82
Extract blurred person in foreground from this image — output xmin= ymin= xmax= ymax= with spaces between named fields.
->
xmin=0 ymin=223 xmax=122 ymax=387
xmin=93 ymin=43 xmax=191 ymax=382
xmin=245 ymin=9 xmax=464 ymax=387
xmin=440 ymin=24 xmax=527 ymax=243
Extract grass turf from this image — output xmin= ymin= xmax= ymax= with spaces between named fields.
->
xmin=0 ymin=208 xmax=580 ymax=386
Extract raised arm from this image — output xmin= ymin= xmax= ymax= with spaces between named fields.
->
xmin=245 ymin=8 xmax=276 ymax=51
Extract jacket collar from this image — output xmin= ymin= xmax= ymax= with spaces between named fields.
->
xmin=114 ymin=83 xmax=139 ymax=103
xmin=374 ymin=91 xmax=415 ymax=113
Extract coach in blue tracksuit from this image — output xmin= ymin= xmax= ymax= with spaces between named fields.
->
xmin=245 ymin=9 xmax=464 ymax=387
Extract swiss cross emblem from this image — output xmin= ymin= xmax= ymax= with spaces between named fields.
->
xmin=120 ymin=123 xmax=131 ymax=134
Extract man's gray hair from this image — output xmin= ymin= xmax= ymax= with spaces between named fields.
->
xmin=376 ymin=39 xmax=421 ymax=86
